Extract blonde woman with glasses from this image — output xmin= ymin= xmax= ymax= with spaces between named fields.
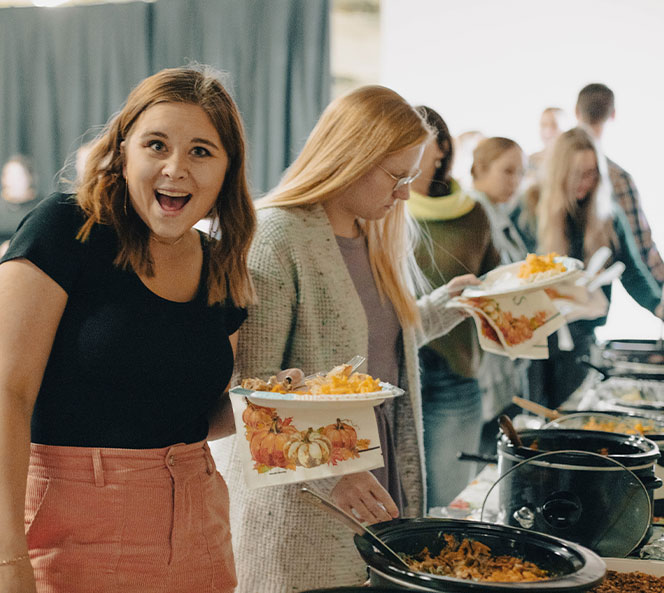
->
xmin=212 ymin=85 xmax=478 ymax=592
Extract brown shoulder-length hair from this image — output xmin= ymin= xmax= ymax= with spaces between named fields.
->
xmin=75 ymin=65 xmax=256 ymax=307
xmin=537 ymin=127 xmax=614 ymax=261
xmin=471 ymin=137 xmax=521 ymax=181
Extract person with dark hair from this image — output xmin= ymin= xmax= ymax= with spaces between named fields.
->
xmin=0 ymin=154 xmax=42 ymax=249
xmin=0 ymin=65 xmax=256 ymax=593
xmin=576 ymin=83 xmax=615 ymax=125
xmin=408 ymin=106 xmax=500 ymax=508
xmin=576 ymin=82 xmax=664 ymax=285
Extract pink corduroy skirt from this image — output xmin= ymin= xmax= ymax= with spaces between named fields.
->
xmin=25 ymin=440 xmax=236 ymax=593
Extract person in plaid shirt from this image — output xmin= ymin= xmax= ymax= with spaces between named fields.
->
xmin=576 ymin=83 xmax=664 ymax=285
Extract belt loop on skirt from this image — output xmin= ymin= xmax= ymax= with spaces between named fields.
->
xmin=165 ymin=441 xmax=216 ymax=565
xmin=92 ymin=449 xmax=105 ymax=487
xmin=203 ymin=444 xmax=215 ymax=476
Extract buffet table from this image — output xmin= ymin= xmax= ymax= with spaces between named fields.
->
xmin=429 ymin=462 xmax=664 ymax=561
xmin=429 ymin=367 xmax=664 ymax=562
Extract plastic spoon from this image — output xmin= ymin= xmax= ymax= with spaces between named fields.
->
xmin=586 ymin=261 xmax=625 ymax=293
xmin=578 ymin=246 xmax=612 ymax=286
xmin=299 ymin=486 xmax=410 ymax=570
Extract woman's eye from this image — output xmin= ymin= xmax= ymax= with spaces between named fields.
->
xmin=192 ymin=146 xmax=212 ymax=157
xmin=148 ymin=140 xmax=166 ymax=152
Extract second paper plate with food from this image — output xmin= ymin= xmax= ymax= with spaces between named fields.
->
xmin=463 ymin=253 xmax=584 ymax=298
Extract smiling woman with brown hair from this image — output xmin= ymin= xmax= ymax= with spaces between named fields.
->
xmin=0 ymin=65 xmax=255 ymax=593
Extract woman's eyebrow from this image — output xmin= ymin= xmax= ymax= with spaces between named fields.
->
xmin=139 ymin=131 xmax=220 ymax=150
xmin=191 ymin=137 xmax=220 ymax=150
xmin=140 ymin=130 xmax=168 ymax=139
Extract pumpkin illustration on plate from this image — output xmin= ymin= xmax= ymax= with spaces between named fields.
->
xmin=322 ymin=418 xmax=358 ymax=451
xmin=249 ymin=417 xmax=298 ymax=470
xmin=242 ymin=399 xmax=277 ymax=433
xmin=284 ymin=428 xmax=332 ymax=468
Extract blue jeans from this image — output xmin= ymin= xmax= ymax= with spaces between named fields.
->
xmin=420 ymin=347 xmax=483 ymax=510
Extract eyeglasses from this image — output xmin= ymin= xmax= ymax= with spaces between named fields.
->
xmin=377 ymin=164 xmax=421 ymax=192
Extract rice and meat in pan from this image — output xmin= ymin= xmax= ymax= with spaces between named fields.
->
xmin=405 ymin=535 xmax=549 ymax=582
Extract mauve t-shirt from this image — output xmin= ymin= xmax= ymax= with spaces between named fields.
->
xmin=335 ymin=233 xmax=405 ymax=512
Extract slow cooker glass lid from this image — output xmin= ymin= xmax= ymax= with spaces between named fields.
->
xmin=481 ymin=450 xmax=652 ymax=557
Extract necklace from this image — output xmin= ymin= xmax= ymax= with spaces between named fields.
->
xmin=150 ymin=233 xmax=186 ymax=247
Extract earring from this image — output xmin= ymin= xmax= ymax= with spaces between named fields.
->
xmin=435 ymin=159 xmax=442 ymax=169
xmin=123 ymin=183 xmax=128 ymax=216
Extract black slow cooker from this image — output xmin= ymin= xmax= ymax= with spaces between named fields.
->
xmin=354 ymin=518 xmax=605 ymax=592
xmin=542 ymin=410 xmax=664 ymax=515
xmin=493 ymin=429 xmax=661 ymax=556
xmin=302 ymin=589 xmax=411 ymax=592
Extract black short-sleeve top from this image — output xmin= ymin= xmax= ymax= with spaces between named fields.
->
xmin=1 ymin=193 xmax=247 ymax=448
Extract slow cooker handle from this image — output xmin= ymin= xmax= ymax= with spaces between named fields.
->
xmin=541 ymin=494 xmax=583 ymax=528
xmin=641 ymin=475 xmax=663 ymax=491
xmin=457 ymin=451 xmax=498 ymax=464
xmin=578 ymin=356 xmax=609 ymax=380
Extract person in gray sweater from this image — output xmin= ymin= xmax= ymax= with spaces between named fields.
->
xmin=211 ymin=85 xmax=478 ymax=592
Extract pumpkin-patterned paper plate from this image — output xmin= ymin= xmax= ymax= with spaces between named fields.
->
xmin=229 ymin=382 xmax=404 ymax=409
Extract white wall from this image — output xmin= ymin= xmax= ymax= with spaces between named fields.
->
xmin=382 ymin=0 xmax=664 ymax=339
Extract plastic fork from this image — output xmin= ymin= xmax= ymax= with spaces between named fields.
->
xmin=301 ymin=354 xmax=366 ymax=384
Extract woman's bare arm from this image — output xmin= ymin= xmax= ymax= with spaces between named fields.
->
xmin=0 ymin=260 xmax=67 ymax=592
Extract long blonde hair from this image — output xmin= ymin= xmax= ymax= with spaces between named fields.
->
xmin=75 ymin=65 xmax=256 ymax=307
xmin=259 ymin=85 xmax=432 ymax=327
xmin=537 ymin=127 xmax=614 ymax=261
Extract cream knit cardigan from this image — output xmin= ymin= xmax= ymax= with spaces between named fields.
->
xmin=211 ymin=204 xmax=464 ymax=592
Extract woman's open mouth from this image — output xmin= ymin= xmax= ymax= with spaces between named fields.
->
xmin=155 ymin=190 xmax=192 ymax=212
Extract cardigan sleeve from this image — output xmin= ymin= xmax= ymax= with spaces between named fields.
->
xmin=613 ymin=206 xmax=662 ymax=313
xmin=232 ymin=230 xmax=297 ymax=385
xmin=414 ymin=285 xmax=465 ymax=349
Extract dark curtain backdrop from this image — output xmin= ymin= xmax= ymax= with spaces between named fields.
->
xmin=152 ymin=0 xmax=330 ymax=193
xmin=0 ymin=0 xmax=330 ymax=198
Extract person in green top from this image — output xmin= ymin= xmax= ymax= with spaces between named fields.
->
xmin=512 ymin=127 xmax=663 ymax=407
xmin=408 ymin=106 xmax=501 ymax=508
